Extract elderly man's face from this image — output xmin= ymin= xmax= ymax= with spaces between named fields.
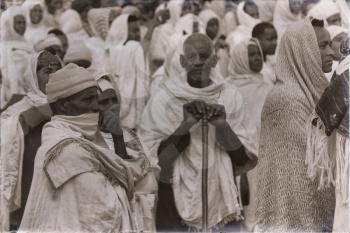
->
xmin=62 ymin=87 xmax=100 ymax=116
xmin=180 ymin=38 xmax=216 ymax=87
xmin=37 ymin=51 xmax=62 ymax=93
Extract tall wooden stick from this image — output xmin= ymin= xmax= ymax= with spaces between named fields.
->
xmin=201 ymin=117 xmax=209 ymax=232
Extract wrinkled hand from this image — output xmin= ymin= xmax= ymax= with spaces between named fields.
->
xmin=207 ymin=104 xmax=226 ymax=127
xmin=102 ymin=104 xmax=122 ymax=135
xmin=183 ymin=100 xmax=208 ymax=125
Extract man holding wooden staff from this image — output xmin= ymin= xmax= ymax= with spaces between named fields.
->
xmin=139 ymin=33 xmax=257 ymax=232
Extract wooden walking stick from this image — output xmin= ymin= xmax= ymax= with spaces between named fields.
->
xmin=201 ymin=116 xmax=209 ymax=232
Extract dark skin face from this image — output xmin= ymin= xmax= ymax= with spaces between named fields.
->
xmin=258 ymin=27 xmax=278 ymax=58
xmin=314 ymin=27 xmax=335 ymax=73
xmin=36 ymin=51 xmax=62 ymax=93
xmin=127 ymin=21 xmax=141 ymax=42
xmin=13 ymin=15 xmax=26 ymax=36
xmin=206 ymin=18 xmax=219 ymax=40
xmin=60 ymin=87 xmax=100 ymax=116
xmin=47 ymin=0 xmax=63 ymax=14
xmin=180 ymin=38 xmax=217 ymax=88
xmin=327 ymin=13 xmax=342 ymax=27
xmin=248 ymin=44 xmax=263 ymax=73
xmin=289 ymin=0 xmax=302 ymax=15
xmin=30 ymin=4 xmax=43 ymax=24
xmin=244 ymin=3 xmax=259 ymax=19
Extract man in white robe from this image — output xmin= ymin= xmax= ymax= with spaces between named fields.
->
xmin=139 ymin=33 xmax=257 ymax=232
xmin=19 ymin=63 xmax=148 ymax=232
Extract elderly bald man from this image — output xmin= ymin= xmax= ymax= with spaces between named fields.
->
xmin=19 ymin=64 xmax=149 ymax=232
xmin=139 ymin=33 xmax=258 ymax=232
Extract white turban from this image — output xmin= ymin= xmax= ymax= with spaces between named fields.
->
xmin=63 ymin=42 xmax=92 ymax=64
xmin=46 ymin=63 xmax=97 ymax=103
xmin=307 ymin=0 xmax=340 ymax=22
xmin=326 ymin=25 xmax=348 ymax=40
xmin=34 ymin=33 xmax=62 ymax=52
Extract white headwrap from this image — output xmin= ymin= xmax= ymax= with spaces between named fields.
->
xmin=63 ymin=41 xmax=92 ymax=64
xmin=175 ymin=13 xmax=205 ymax=35
xmin=307 ymin=0 xmax=340 ymax=24
xmin=0 ymin=6 xmax=26 ymax=41
xmin=236 ymin=1 xmax=260 ymax=28
xmin=46 ymin=63 xmax=96 ymax=103
xmin=34 ymin=33 xmax=62 ymax=52
xmin=273 ymin=0 xmax=302 ymax=38
xmin=106 ymin=13 xmax=129 ymax=46
xmin=199 ymin=8 xmax=220 ymax=33
xmin=22 ymin=0 xmax=49 ymax=44
xmin=326 ymin=25 xmax=348 ymax=40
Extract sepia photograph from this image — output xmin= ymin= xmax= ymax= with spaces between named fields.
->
xmin=0 ymin=0 xmax=349 ymax=232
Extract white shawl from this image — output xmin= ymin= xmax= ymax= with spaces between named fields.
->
xmin=0 ymin=51 xmax=48 ymax=232
xmin=139 ymin=38 xmax=256 ymax=230
xmin=273 ymin=0 xmax=302 ymax=38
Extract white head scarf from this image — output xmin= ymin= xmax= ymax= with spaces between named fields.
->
xmin=237 ymin=1 xmax=260 ymax=28
xmin=307 ymin=0 xmax=340 ymax=25
xmin=175 ymin=13 xmax=205 ymax=35
xmin=22 ymin=0 xmax=49 ymax=44
xmin=198 ymin=8 xmax=220 ymax=34
xmin=326 ymin=25 xmax=348 ymax=40
xmin=106 ymin=13 xmax=129 ymax=46
xmin=34 ymin=33 xmax=62 ymax=52
xmin=273 ymin=0 xmax=302 ymax=38
xmin=0 ymin=6 xmax=26 ymax=41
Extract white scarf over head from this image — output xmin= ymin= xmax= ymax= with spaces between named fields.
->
xmin=307 ymin=0 xmax=341 ymax=25
xmin=226 ymin=1 xmax=261 ymax=51
xmin=22 ymin=0 xmax=49 ymax=45
xmin=0 ymin=6 xmax=26 ymax=41
xmin=175 ymin=13 xmax=205 ymax=35
xmin=199 ymin=9 xmax=220 ymax=37
xmin=58 ymin=9 xmax=89 ymax=44
xmin=106 ymin=13 xmax=149 ymax=129
xmin=227 ymin=39 xmax=272 ymax=151
xmin=1 ymin=51 xmax=49 ymax=231
xmin=273 ymin=0 xmax=302 ymax=38
xmin=139 ymin=35 xmax=257 ymax=230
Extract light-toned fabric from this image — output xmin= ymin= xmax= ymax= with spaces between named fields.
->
xmin=337 ymin=0 xmax=350 ymax=30
xmin=63 ymin=41 xmax=92 ymax=64
xmin=255 ymin=0 xmax=276 ymax=22
xmin=204 ymin=0 xmax=225 ymax=18
xmin=261 ymin=55 xmax=277 ymax=84
xmin=88 ymin=7 xmax=121 ymax=41
xmin=223 ymin=11 xmax=238 ymax=36
xmin=46 ymin=63 xmax=97 ymax=103
xmin=0 ymin=51 xmax=49 ymax=232
xmin=307 ymin=0 xmax=340 ymax=25
xmin=273 ymin=0 xmax=302 ymax=39
xmin=58 ymin=9 xmax=89 ymax=44
xmin=255 ymin=19 xmax=335 ymax=232
xmin=226 ymin=2 xmax=261 ymax=51
xmin=22 ymin=0 xmax=49 ymax=45
xmin=0 ymin=6 xmax=34 ymax=108
xmin=139 ymin=36 xmax=257 ymax=230
xmin=106 ymin=14 xmax=149 ymax=129
xmin=34 ymin=33 xmax=62 ymax=52
xmin=175 ymin=13 xmax=205 ymax=35
xmin=19 ymin=113 xmax=147 ymax=232
xmin=149 ymin=21 xmax=174 ymax=60
xmin=199 ymin=8 xmax=220 ymax=34
xmin=327 ymin=25 xmax=348 ymax=40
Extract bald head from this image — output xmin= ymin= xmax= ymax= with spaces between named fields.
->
xmin=183 ymin=33 xmax=214 ymax=53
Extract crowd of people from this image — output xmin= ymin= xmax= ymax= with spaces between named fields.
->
xmin=0 ymin=0 xmax=349 ymax=232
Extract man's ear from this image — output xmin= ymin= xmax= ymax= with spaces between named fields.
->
xmin=208 ymin=54 xmax=218 ymax=68
xmin=180 ymin=54 xmax=187 ymax=69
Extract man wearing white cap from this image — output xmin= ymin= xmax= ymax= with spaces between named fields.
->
xmin=19 ymin=64 xmax=148 ymax=232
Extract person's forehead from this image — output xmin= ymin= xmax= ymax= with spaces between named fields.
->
xmin=263 ymin=27 xmax=277 ymax=36
xmin=248 ymin=44 xmax=260 ymax=52
xmin=314 ymin=27 xmax=331 ymax=43
xmin=14 ymin=14 xmax=25 ymax=20
xmin=184 ymin=41 xmax=212 ymax=54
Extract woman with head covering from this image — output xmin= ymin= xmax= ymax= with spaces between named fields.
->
xmin=106 ymin=14 xmax=149 ymax=130
xmin=58 ymin=9 xmax=89 ymax=45
xmin=226 ymin=1 xmax=261 ymax=52
xmin=227 ymin=39 xmax=273 ymax=231
xmin=255 ymin=0 xmax=276 ymax=23
xmin=1 ymin=51 xmax=62 ymax=231
xmin=22 ymin=0 xmax=49 ymax=45
xmin=0 ymin=6 xmax=34 ymax=108
xmin=255 ymin=18 xmax=336 ymax=232
xmin=307 ymin=0 xmax=342 ymax=26
xmin=325 ymin=25 xmax=349 ymax=81
xmin=42 ymin=0 xmax=63 ymax=27
xmin=34 ymin=33 xmax=64 ymax=59
xmin=273 ymin=0 xmax=303 ymax=39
